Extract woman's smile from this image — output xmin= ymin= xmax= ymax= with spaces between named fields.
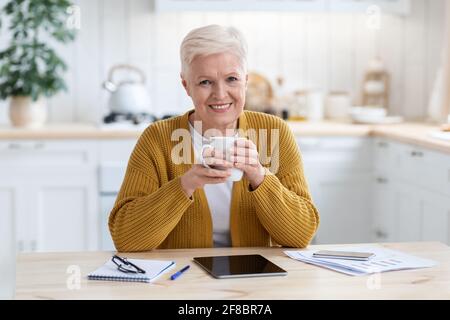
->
xmin=209 ymin=103 xmax=232 ymax=113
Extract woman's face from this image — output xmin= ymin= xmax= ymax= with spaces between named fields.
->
xmin=182 ymin=52 xmax=248 ymax=133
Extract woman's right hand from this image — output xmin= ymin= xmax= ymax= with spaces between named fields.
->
xmin=180 ymin=148 xmax=234 ymax=198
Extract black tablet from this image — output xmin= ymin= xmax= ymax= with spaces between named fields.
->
xmin=193 ymin=254 xmax=288 ymax=279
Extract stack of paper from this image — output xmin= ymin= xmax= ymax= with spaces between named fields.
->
xmin=284 ymin=246 xmax=437 ymax=276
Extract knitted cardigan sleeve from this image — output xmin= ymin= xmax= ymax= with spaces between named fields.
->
xmin=249 ymin=120 xmax=320 ymax=248
xmin=108 ymin=126 xmax=193 ymax=252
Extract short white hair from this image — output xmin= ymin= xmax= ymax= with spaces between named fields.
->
xmin=180 ymin=24 xmax=248 ymax=77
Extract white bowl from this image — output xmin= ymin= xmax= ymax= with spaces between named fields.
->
xmin=350 ymin=107 xmax=387 ymax=117
xmin=349 ymin=107 xmax=389 ymax=124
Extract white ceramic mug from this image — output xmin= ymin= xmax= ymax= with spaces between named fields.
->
xmin=201 ymin=136 xmax=244 ymax=182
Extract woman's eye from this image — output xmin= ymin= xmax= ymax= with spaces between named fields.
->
xmin=227 ymin=77 xmax=238 ymax=82
xmin=199 ymin=80 xmax=211 ymax=85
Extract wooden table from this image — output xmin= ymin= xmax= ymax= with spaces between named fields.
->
xmin=15 ymin=242 xmax=450 ymax=300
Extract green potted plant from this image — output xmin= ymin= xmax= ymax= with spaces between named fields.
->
xmin=0 ymin=0 xmax=77 ymax=127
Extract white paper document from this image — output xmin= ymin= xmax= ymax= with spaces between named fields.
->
xmin=284 ymin=246 xmax=437 ymax=276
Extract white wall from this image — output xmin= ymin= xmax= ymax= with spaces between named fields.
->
xmin=0 ymin=0 xmax=445 ymax=124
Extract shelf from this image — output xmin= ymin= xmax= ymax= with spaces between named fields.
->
xmin=154 ymin=0 xmax=410 ymax=15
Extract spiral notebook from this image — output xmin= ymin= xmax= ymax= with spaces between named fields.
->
xmin=88 ymin=258 xmax=175 ymax=283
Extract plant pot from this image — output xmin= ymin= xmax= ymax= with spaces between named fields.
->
xmin=9 ymin=96 xmax=47 ymax=128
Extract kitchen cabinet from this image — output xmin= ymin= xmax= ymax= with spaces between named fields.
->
xmin=98 ymin=139 xmax=137 ymax=251
xmin=420 ymin=190 xmax=450 ymax=244
xmin=372 ymin=179 xmax=395 ymax=242
xmin=373 ymin=138 xmax=450 ymax=244
xmin=374 ymin=180 xmax=450 ymax=244
xmin=155 ymin=0 xmax=410 ymax=15
xmin=0 ymin=141 xmax=98 ymax=252
xmin=297 ymin=137 xmax=373 ymax=244
xmin=1 ymin=131 xmax=448 ymax=252
xmin=302 ymin=136 xmax=450 ymax=245
xmin=372 ymin=138 xmax=398 ymax=242
xmin=396 ymin=143 xmax=450 ymax=197
xmin=0 ymin=177 xmax=15 ymax=299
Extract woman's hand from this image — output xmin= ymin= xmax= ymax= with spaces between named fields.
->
xmin=180 ymin=151 xmax=234 ymax=198
xmin=230 ymin=139 xmax=265 ymax=190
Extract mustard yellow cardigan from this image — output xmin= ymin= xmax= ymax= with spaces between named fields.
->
xmin=109 ymin=110 xmax=319 ymax=251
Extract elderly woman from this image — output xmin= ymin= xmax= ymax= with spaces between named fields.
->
xmin=109 ymin=25 xmax=319 ymax=252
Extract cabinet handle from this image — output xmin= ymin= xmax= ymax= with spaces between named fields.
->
xmin=411 ymin=150 xmax=424 ymax=158
xmin=30 ymin=240 xmax=37 ymax=252
xmin=376 ymin=177 xmax=388 ymax=184
xmin=377 ymin=141 xmax=389 ymax=148
xmin=34 ymin=142 xmax=45 ymax=150
xmin=375 ymin=230 xmax=388 ymax=239
xmin=8 ymin=142 xmax=45 ymax=150
xmin=8 ymin=143 xmax=21 ymax=150
xmin=297 ymin=139 xmax=321 ymax=149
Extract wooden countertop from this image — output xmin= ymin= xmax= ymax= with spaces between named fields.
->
xmin=0 ymin=123 xmax=144 ymax=139
xmin=15 ymin=242 xmax=450 ymax=300
xmin=0 ymin=121 xmax=449 ymax=153
xmin=370 ymin=123 xmax=450 ymax=154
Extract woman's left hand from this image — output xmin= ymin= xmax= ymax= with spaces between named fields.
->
xmin=230 ymin=138 xmax=266 ymax=190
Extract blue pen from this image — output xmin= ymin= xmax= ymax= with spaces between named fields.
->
xmin=170 ymin=265 xmax=190 ymax=280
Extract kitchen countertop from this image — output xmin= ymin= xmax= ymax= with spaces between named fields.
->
xmin=0 ymin=123 xmax=144 ymax=139
xmin=370 ymin=123 xmax=450 ymax=154
xmin=0 ymin=121 xmax=449 ymax=154
xmin=289 ymin=121 xmax=450 ymax=154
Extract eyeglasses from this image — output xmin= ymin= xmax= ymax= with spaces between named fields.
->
xmin=112 ymin=255 xmax=146 ymax=274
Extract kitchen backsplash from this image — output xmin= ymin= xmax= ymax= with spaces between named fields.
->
xmin=0 ymin=0 xmax=445 ymax=124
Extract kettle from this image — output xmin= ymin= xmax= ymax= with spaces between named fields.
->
xmin=103 ymin=64 xmax=151 ymax=114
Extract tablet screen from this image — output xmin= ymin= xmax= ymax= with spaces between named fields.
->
xmin=193 ymin=254 xmax=287 ymax=279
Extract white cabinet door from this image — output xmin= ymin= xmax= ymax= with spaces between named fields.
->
xmin=373 ymin=138 xmax=450 ymax=245
xmin=0 ymin=166 xmax=98 ymax=253
xmin=0 ymin=140 xmax=98 ymax=252
xmin=372 ymin=178 xmax=395 ymax=242
xmin=396 ymin=144 xmax=450 ymax=197
xmin=421 ymin=191 xmax=450 ymax=244
xmin=100 ymin=194 xmax=117 ymax=251
xmin=298 ymin=137 xmax=373 ymax=244
xmin=98 ymin=139 xmax=137 ymax=251
xmin=373 ymin=173 xmax=423 ymax=243
xmin=390 ymin=181 xmax=450 ymax=244
xmin=372 ymin=138 xmax=398 ymax=243
xmin=390 ymin=181 xmax=422 ymax=242
xmin=373 ymin=138 xmax=401 ymax=175
xmin=0 ymin=171 xmax=33 ymax=252
xmin=308 ymin=170 xmax=372 ymax=244
xmin=30 ymin=169 xmax=98 ymax=252
xmin=0 ymin=181 xmax=16 ymax=299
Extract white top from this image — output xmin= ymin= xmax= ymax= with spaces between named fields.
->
xmin=189 ymin=123 xmax=232 ymax=247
